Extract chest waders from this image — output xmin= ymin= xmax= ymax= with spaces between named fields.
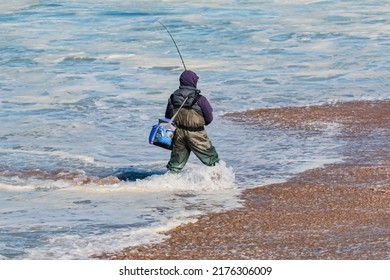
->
xmin=166 ymin=97 xmax=219 ymax=172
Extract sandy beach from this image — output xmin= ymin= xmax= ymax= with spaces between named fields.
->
xmin=101 ymin=100 xmax=390 ymax=260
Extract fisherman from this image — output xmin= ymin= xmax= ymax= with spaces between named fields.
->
xmin=165 ymin=70 xmax=220 ymax=172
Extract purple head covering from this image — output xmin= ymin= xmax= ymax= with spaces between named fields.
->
xmin=179 ymin=70 xmax=199 ymax=88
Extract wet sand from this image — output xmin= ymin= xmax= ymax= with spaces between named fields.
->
xmin=101 ymin=100 xmax=390 ymax=260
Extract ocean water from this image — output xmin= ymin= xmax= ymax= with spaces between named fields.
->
xmin=0 ymin=0 xmax=389 ymax=259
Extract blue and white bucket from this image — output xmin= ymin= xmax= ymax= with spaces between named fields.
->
xmin=149 ymin=118 xmax=176 ymax=150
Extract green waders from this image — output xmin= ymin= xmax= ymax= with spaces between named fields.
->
xmin=166 ymin=128 xmax=219 ymax=172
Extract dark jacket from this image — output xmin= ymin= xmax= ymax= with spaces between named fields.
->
xmin=165 ymin=71 xmax=214 ymax=127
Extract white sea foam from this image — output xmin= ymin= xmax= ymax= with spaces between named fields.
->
xmin=0 ymin=161 xmax=239 ymax=259
xmin=0 ymin=148 xmax=95 ymax=164
xmin=0 ymin=1 xmax=34 ymax=14
xmin=134 ymin=161 xmax=235 ymax=191
xmin=0 ymin=183 xmax=35 ymax=192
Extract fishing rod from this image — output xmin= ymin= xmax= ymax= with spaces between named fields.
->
xmin=157 ymin=20 xmax=187 ymax=71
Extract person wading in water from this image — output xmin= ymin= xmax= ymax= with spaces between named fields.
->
xmin=165 ymin=70 xmax=220 ymax=172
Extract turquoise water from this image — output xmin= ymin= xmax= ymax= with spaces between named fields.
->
xmin=0 ymin=0 xmax=389 ymax=259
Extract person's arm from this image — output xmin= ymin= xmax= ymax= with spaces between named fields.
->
xmin=197 ymin=95 xmax=213 ymax=125
xmin=165 ymin=96 xmax=173 ymax=118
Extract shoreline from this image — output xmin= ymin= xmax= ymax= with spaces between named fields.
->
xmin=100 ymin=100 xmax=390 ymax=260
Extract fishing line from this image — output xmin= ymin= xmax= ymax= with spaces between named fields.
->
xmin=157 ymin=20 xmax=187 ymax=70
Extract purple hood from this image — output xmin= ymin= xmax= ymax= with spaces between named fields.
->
xmin=179 ymin=70 xmax=199 ymax=88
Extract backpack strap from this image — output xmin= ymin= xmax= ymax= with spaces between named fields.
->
xmin=190 ymin=94 xmax=201 ymax=107
xmin=182 ymin=93 xmax=201 ymax=109
xmin=171 ymin=93 xmax=201 ymax=109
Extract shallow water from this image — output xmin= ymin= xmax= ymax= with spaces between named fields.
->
xmin=0 ymin=0 xmax=389 ymax=259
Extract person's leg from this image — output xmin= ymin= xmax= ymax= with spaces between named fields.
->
xmin=188 ymin=130 xmax=219 ymax=166
xmin=166 ymin=129 xmax=191 ymax=172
